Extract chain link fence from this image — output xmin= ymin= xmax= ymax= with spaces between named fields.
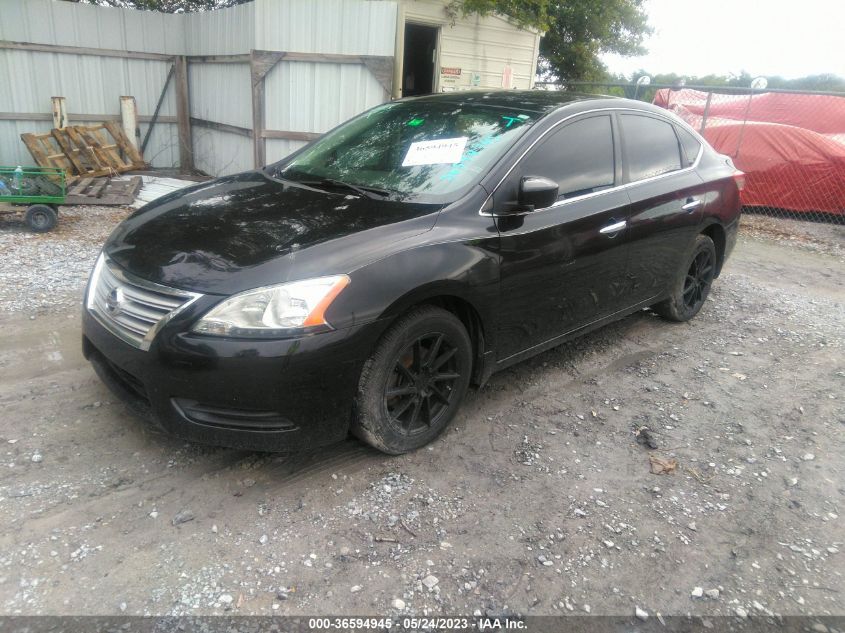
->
xmin=538 ymin=81 xmax=845 ymax=227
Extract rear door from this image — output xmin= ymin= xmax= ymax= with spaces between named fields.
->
xmin=618 ymin=113 xmax=710 ymax=306
xmin=491 ymin=113 xmax=632 ymax=361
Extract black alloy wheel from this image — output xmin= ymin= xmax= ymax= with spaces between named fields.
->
xmin=652 ymin=234 xmax=717 ymax=322
xmin=352 ymin=306 xmax=472 ymax=454
xmin=683 ymin=248 xmax=715 ymax=312
xmin=384 ymin=332 xmax=462 ymax=435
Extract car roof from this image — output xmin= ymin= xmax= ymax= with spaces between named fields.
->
xmin=402 ymin=90 xmax=670 ymax=118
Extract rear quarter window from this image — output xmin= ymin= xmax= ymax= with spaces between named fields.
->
xmin=675 ymin=126 xmax=703 ymax=166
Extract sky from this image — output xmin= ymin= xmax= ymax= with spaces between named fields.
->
xmin=601 ymin=0 xmax=845 ymax=80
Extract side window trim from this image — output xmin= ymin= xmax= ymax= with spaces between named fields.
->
xmin=480 ymin=107 xmax=705 ymax=216
xmin=611 ymin=113 xmax=624 ymax=187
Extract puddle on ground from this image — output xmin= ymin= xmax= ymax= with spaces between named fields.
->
xmin=0 ymin=314 xmax=86 ymax=383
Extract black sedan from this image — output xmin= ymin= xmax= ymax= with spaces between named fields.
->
xmin=83 ymin=91 xmax=742 ymax=454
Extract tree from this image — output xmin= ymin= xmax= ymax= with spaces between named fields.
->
xmin=449 ymin=0 xmax=652 ymax=82
xmin=64 ymin=0 xmax=249 ymax=13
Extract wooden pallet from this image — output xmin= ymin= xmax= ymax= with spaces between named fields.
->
xmin=18 ymin=132 xmax=76 ymax=175
xmin=64 ymin=176 xmax=142 ymax=206
xmin=21 ymin=122 xmax=146 ymax=179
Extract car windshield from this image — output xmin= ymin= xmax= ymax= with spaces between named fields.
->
xmin=270 ymin=100 xmax=539 ymax=203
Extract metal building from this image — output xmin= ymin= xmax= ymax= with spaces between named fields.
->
xmin=0 ymin=0 xmax=541 ymax=176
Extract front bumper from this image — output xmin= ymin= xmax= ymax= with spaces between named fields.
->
xmin=82 ymin=307 xmax=387 ymax=451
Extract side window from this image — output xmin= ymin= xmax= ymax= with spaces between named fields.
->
xmin=620 ymin=114 xmax=682 ymax=182
xmin=519 ymin=115 xmax=615 ymax=200
xmin=675 ymin=125 xmax=702 ymax=166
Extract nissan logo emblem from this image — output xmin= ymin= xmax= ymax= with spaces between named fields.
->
xmin=106 ymin=287 xmax=124 ymax=316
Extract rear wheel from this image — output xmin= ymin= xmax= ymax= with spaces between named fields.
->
xmin=352 ymin=306 xmax=472 ymax=454
xmin=652 ymin=234 xmax=716 ymax=322
xmin=25 ymin=205 xmax=58 ymax=233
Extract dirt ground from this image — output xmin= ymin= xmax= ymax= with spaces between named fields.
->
xmin=0 ymin=215 xmax=842 ymax=621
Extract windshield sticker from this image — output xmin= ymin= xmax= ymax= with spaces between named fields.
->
xmin=439 ymin=134 xmax=504 ymax=183
xmin=502 ymin=113 xmax=531 ymax=128
xmin=402 ymin=137 xmax=468 ymax=167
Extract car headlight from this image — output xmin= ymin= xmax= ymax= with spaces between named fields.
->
xmin=192 ymin=275 xmax=350 ymax=337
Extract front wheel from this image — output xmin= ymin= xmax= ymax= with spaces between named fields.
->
xmin=352 ymin=306 xmax=472 ymax=454
xmin=652 ymin=234 xmax=717 ymax=322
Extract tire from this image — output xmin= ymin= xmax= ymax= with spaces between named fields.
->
xmin=352 ymin=306 xmax=473 ymax=454
xmin=652 ymin=234 xmax=717 ymax=322
xmin=25 ymin=205 xmax=58 ymax=233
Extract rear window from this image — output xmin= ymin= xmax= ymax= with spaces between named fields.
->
xmin=620 ymin=114 xmax=682 ymax=182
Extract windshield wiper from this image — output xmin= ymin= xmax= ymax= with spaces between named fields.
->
xmin=292 ymin=177 xmax=391 ymax=200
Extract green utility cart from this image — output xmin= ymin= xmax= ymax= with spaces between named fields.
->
xmin=0 ymin=166 xmax=66 ymax=232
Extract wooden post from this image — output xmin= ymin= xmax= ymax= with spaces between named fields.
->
xmin=51 ymin=97 xmax=67 ymax=128
xmin=251 ymin=59 xmax=266 ymax=169
xmin=392 ymin=4 xmax=405 ymax=99
xmin=120 ymin=96 xmax=139 ymax=150
xmin=250 ymin=50 xmax=285 ymax=169
xmin=174 ymin=56 xmax=194 ymax=173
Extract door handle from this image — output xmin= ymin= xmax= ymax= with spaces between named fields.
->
xmin=599 ymin=220 xmax=627 ymax=235
xmin=682 ymin=198 xmax=703 ymax=212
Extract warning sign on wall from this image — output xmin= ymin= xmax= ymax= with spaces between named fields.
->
xmin=440 ymin=66 xmax=462 ymax=92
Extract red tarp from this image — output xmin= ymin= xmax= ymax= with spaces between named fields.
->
xmin=654 ymin=88 xmax=845 ymax=215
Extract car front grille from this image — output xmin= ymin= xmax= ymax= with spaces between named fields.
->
xmin=86 ymin=254 xmax=202 ymax=351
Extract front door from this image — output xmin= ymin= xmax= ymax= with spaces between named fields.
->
xmin=402 ymin=23 xmax=438 ymax=97
xmin=491 ymin=113 xmax=633 ymax=361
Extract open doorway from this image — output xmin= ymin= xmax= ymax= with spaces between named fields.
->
xmin=402 ymin=23 xmax=438 ymax=96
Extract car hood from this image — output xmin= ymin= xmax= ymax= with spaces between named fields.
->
xmin=105 ymin=171 xmax=442 ymax=295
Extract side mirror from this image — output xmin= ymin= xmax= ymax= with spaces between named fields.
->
xmin=518 ymin=176 xmax=559 ymax=211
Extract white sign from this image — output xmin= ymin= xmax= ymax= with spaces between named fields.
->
xmin=402 ymin=137 xmax=468 ymax=167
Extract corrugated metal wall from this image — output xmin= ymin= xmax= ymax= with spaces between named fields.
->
xmin=184 ymin=2 xmax=255 ymax=55
xmin=0 ymin=0 xmax=538 ymax=176
xmin=257 ymin=0 xmax=397 ymax=164
xmin=0 ymin=0 xmax=183 ymax=168
xmin=189 ymin=61 xmax=253 ymax=175
xmin=184 ymin=3 xmax=255 ymax=175
xmin=0 ymin=0 xmax=397 ymax=175
xmin=0 ymin=0 xmax=257 ymax=173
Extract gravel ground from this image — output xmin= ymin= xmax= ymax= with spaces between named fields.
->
xmin=0 ymin=211 xmax=842 ymax=623
xmin=741 ymin=212 xmax=845 ymax=258
xmin=0 ymin=205 xmax=131 ymax=314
